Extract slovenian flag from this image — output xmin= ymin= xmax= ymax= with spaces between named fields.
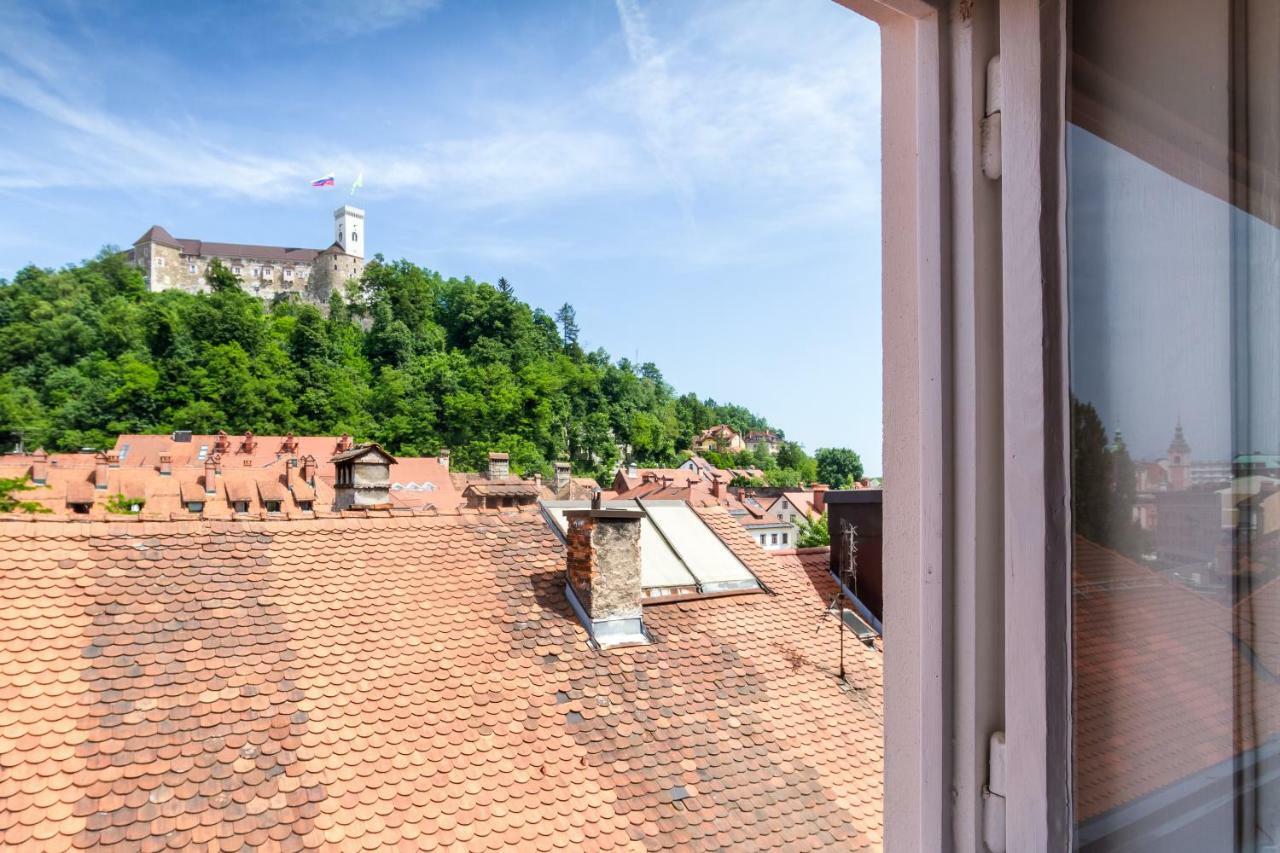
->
xmin=311 ymin=174 xmax=335 ymax=187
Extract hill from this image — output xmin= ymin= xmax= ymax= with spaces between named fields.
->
xmin=0 ymin=250 xmax=776 ymax=480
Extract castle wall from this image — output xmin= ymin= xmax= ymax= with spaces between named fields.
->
xmin=135 ymin=249 xmax=321 ymax=300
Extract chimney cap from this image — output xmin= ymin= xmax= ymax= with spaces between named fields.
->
xmin=488 ymin=452 xmax=510 ymax=461
xmin=554 ymin=461 xmax=571 ymax=470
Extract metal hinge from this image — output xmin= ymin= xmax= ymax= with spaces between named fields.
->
xmin=982 ymin=731 xmax=1007 ymax=852
xmin=980 ymin=55 xmax=1002 ymax=180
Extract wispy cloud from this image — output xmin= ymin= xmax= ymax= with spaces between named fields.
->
xmin=282 ymin=0 xmax=443 ymax=38
xmin=0 ymin=0 xmax=878 ymax=245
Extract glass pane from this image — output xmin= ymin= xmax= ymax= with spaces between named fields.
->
xmin=1069 ymin=1 xmax=1280 ymax=850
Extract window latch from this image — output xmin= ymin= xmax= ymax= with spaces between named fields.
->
xmin=981 ymin=55 xmax=1002 ymax=180
xmin=982 ymin=731 xmax=1007 ymax=852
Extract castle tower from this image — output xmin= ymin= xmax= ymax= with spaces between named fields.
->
xmin=1167 ymin=419 xmax=1192 ymax=491
xmin=334 ymin=205 xmax=365 ymax=259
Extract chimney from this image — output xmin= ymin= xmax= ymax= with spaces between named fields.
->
xmin=280 ymin=432 xmax=298 ymax=455
xmin=488 ymin=452 xmax=509 ymax=479
xmin=107 ymin=451 xmax=120 ymax=468
xmin=438 ymin=449 xmax=450 ymax=471
xmin=159 ymin=452 xmax=172 ymax=477
xmin=30 ymin=448 xmax=48 ymax=485
xmin=532 ymin=472 xmax=542 ymax=489
xmin=813 ymin=484 xmax=830 ymax=516
xmin=564 ymin=504 xmax=647 ymax=647
xmin=241 ymin=430 xmax=257 ymax=454
xmin=204 ymin=453 xmax=219 ymax=495
xmin=300 ymin=455 xmax=317 ymax=486
xmin=336 ymin=433 xmax=354 ymax=453
xmin=554 ymin=462 xmax=571 ymax=494
xmin=94 ymin=452 xmax=109 ymax=490
xmin=710 ymin=475 xmax=723 ymax=499
xmin=627 ymin=463 xmax=638 ymax=478
xmin=214 ymin=430 xmax=230 ymax=455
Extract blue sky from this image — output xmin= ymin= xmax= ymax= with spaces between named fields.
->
xmin=0 ymin=0 xmax=884 ymax=473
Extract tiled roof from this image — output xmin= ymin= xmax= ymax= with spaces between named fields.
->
xmin=133 ymin=228 xmax=328 ymax=264
xmin=1072 ymin=537 xmax=1280 ymax=825
xmin=0 ymin=508 xmax=883 ymax=850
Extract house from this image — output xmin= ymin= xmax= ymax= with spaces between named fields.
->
xmin=331 ymin=443 xmax=396 ymax=510
xmin=128 ymin=206 xmax=365 ymax=304
xmin=0 ymin=504 xmax=883 ymax=850
xmin=745 ymin=429 xmax=782 ymax=454
xmin=691 ymin=424 xmax=745 ymax=453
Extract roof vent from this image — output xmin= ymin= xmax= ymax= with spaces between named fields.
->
xmin=564 ymin=505 xmax=648 ymax=647
xmin=172 ymin=430 xmax=193 ymax=443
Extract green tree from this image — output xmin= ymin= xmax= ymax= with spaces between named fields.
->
xmin=815 ymin=447 xmax=864 ymax=488
xmin=555 ymin=303 xmax=580 ymax=347
xmin=797 ymin=511 xmax=830 ymax=547
xmin=0 ymin=475 xmax=49 ymax=514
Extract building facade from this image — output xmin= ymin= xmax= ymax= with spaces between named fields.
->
xmin=128 ymin=205 xmax=365 ymax=304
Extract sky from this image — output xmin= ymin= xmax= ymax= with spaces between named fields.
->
xmin=0 ymin=0 xmax=884 ymax=474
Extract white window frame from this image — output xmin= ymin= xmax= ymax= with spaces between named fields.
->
xmin=836 ymin=1 xmax=1070 ymax=850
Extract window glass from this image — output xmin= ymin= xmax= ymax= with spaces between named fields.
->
xmin=1069 ymin=2 xmax=1280 ymax=848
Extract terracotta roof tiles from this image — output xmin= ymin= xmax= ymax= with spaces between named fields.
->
xmin=0 ymin=507 xmax=882 ymax=850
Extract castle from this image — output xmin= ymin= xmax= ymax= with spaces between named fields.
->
xmin=128 ymin=205 xmax=365 ymax=303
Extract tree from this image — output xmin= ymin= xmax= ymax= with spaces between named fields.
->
xmin=815 ymin=447 xmax=864 ymax=488
xmin=497 ymin=277 xmax=514 ymax=297
xmin=555 ymin=303 xmax=580 ymax=347
xmin=797 ymin=511 xmax=830 ymax=547
xmin=0 ymin=475 xmax=49 ymax=514
xmin=206 ymin=258 xmax=241 ymax=293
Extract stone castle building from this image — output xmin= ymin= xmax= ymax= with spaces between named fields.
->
xmin=128 ymin=205 xmax=365 ymax=303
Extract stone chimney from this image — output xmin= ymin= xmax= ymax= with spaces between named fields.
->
xmin=94 ymin=452 xmax=109 ymax=490
xmin=438 ymin=449 xmax=450 ymax=471
xmin=300 ymin=455 xmax=317 ymax=486
xmin=30 ymin=449 xmax=48 ymax=485
xmin=813 ymin=484 xmax=830 ymax=516
xmin=159 ymin=452 xmax=172 ymax=477
xmin=564 ymin=501 xmax=647 ymax=647
xmin=204 ymin=453 xmax=220 ymax=495
xmin=554 ymin=461 xmax=572 ymax=494
xmin=488 ymin=452 xmax=509 ymax=479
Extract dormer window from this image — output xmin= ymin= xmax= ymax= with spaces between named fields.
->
xmin=69 ymin=502 xmax=91 ymax=515
xmin=264 ymin=500 xmax=281 ymax=513
xmin=232 ymin=500 xmax=250 ymax=513
xmin=187 ymin=501 xmax=204 ymax=513
xmin=298 ymin=500 xmax=314 ymax=511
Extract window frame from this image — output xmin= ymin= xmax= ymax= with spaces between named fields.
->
xmin=835 ymin=0 xmax=1071 ymax=849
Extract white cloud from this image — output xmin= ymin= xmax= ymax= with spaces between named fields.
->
xmin=0 ymin=0 xmax=879 ymax=238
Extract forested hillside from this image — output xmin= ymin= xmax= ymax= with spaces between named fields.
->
xmin=0 ymin=251 xmax=775 ymax=479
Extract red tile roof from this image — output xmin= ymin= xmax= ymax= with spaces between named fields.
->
xmin=0 ymin=507 xmax=882 ymax=850
xmin=1072 ymin=538 xmax=1280 ymax=825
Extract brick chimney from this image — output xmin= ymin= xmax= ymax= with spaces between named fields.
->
xmin=438 ymin=449 xmax=450 ymax=471
xmin=106 ymin=451 xmax=120 ymax=468
xmin=336 ymin=433 xmax=354 ymax=454
xmin=813 ymin=484 xmax=830 ymax=516
xmin=159 ymin=452 xmax=172 ymax=477
xmin=564 ymin=499 xmax=647 ymax=647
xmin=488 ymin=452 xmax=509 ymax=479
xmin=554 ymin=462 xmax=571 ymax=494
xmin=710 ymin=475 xmax=723 ymax=499
xmin=94 ymin=452 xmax=109 ymax=490
xmin=279 ymin=433 xmax=298 ymax=455
xmin=214 ymin=430 xmax=230 ymax=455
xmin=241 ymin=430 xmax=257 ymax=454
xmin=204 ymin=453 xmax=220 ymax=495
xmin=300 ymin=455 xmax=317 ymax=486
xmin=532 ymin=472 xmax=542 ymax=489
xmin=30 ymin=449 xmax=48 ymax=485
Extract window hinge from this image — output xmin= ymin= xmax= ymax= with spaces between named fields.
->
xmin=980 ymin=55 xmax=1002 ymax=180
xmin=982 ymin=731 xmax=1007 ymax=852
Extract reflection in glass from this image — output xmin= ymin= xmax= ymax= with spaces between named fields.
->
xmin=1070 ymin=1 xmax=1280 ymax=849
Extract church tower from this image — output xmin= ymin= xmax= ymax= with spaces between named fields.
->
xmin=1167 ymin=419 xmax=1192 ymax=491
xmin=334 ymin=205 xmax=365 ymax=259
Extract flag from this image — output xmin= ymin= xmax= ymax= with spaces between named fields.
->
xmin=350 ymin=172 xmax=364 ymax=195
xmin=311 ymin=174 xmax=335 ymax=187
